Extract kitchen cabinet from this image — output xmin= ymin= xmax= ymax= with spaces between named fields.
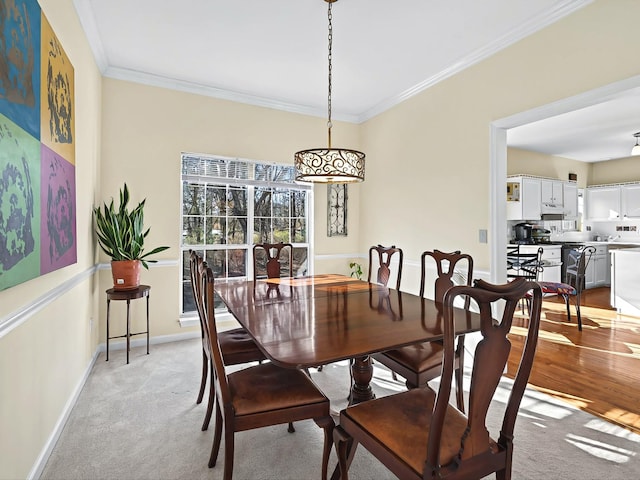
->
xmin=585 ymin=186 xmax=621 ymax=220
xmin=507 ymin=176 xmax=541 ymax=220
xmin=563 ymin=182 xmax=578 ymax=218
xmin=621 ymin=183 xmax=640 ymax=218
xmin=541 ymin=179 xmax=563 ymax=208
xmin=584 ymin=244 xmax=609 ymax=289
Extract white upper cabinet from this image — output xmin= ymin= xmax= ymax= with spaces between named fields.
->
xmin=541 ymin=179 xmax=564 ymax=207
xmin=507 ymin=176 xmax=541 ymax=220
xmin=585 ymin=186 xmax=621 ymax=220
xmin=621 ymin=184 xmax=640 ymax=218
xmin=507 ymin=176 xmax=578 ymax=220
xmin=563 ymin=182 xmax=578 ymax=218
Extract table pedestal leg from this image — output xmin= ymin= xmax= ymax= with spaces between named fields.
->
xmin=350 ymin=355 xmax=375 ymax=404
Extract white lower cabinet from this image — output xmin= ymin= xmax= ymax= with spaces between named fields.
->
xmin=584 ymin=244 xmax=609 ymax=289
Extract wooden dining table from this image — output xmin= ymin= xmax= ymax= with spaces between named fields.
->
xmin=215 ymin=273 xmax=481 ymax=404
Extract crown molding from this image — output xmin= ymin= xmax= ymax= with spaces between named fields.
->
xmin=75 ymin=0 xmax=593 ymax=125
xmin=357 ymin=0 xmax=594 ymax=123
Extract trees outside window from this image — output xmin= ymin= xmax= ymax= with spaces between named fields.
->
xmin=181 ymin=154 xmax=312 ymax=315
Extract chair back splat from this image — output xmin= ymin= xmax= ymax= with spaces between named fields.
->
xmin=253 ymin=242 xmax=293 ymax=281
xmin=334 ymin=277 xmax=543 ymax=480
xmin=368 ymin=245 xmax=403 ymax=290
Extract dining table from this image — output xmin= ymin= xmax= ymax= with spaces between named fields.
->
xmin=215 ymin=273 xmax=482 ymax=404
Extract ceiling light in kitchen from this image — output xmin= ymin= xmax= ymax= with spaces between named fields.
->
xmin=632 ymin=132 xmax=640 ymax=156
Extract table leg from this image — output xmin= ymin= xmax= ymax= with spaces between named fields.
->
xmin=126 ymin=299 xmax=131 ymax=365
xmin=350 ymin=355 xmax=375 ymax=404
xmin=106 ymin=299 xmax=111 ymax=362
xmin=146 ymin=294 xmax=150 ymax=355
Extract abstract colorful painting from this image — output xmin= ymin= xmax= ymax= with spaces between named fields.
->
xmin=0 ymin=0 xmax=76 ymax=291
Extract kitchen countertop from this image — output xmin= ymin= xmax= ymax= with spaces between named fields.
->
xmin=509 ymin=241 xmax=640 ymax=248
xmin=610 ymin=247 xmax=640 ymax=254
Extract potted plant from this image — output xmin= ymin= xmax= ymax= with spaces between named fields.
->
xmin=94 ymin=183 xmax=169 ymax=290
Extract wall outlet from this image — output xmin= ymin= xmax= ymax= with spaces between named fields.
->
xmin=479 ymin=229 xmax=488 ymax=243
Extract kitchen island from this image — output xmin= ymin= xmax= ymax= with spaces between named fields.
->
xmin=610 ymin=247 xmax=640 ymax=317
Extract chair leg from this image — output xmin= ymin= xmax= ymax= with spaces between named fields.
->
xmin=455 ymin=336 xmax=466 ymax=413
xmin=196 ymin=349 xmax=207 ymax=404
xmin=334 ymin=426 xmax=355 ymax=480
xmin=201 ymin=377 xmax=214 ymax=431
xmin=316 ymin=417 xmax=335 ymax=480
xmin=575 ymin=293 xmax=583 ymax=331
xmin=563 ymin=294 xmax=571 ymax=322
xmin=288 ymin=422 xmax=295 ymax=433
xmin=222 ymin=427 xmax=235 ymax=480
xmin=208 ymin=402 xmax=224 ymax=468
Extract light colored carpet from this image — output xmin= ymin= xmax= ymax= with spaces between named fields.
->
xmin=40 ymin=339 xmax=640 ymax=480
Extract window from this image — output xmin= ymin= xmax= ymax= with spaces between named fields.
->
xmin=181 ymin=154 xmax=313 ymax=315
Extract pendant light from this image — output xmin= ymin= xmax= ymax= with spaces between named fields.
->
xmin=632 ymin=132 xmax=640 ymax=156
xmin=294 ymin=0 xmax=365 ymax=183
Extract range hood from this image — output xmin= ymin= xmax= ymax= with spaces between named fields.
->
xmin=541 ymin=212 xmax=564 ymax=220
xmin=541 ymin=202 xmax=564 ymax=215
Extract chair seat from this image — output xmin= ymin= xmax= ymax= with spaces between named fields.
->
xmin=220 ymin=327 xmax=266 ymax=364
xmin=536 ymin=281 xmax=576 ymax=296
xmin=229 ymin=362 xmax=329 ymax=416
xmin=341 ymin=388 xmax=473 ymax=475
xmin=378 ymin=342 xmax=445 ymax=373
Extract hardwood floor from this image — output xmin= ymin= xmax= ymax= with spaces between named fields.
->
xmin=507 ymin=287 xmax=640 ymax=435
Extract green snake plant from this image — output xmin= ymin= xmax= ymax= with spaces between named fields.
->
xmin=93 ymin=183 xmax=169 ymax=269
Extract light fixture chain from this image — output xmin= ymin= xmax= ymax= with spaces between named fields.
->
xmin=327 ymin=0 xmax=333 ymax=148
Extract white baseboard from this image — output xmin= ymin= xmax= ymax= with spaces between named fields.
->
xmin=28 ymin=349 xmax=100 ymax=480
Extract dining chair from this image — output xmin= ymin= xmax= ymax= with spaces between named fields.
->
xmin=534 ymin=245 xmax=596 ymax=331
xmin=252 ymin=241 xmax=321 ymax=375
xmin=506 ymin=245 xmax=543 ymax=281
xmin=189 ymin=250 xmax=266 ymax=431
xmin=367 ymin=244 xmax=403 ymax=290
xmin=253 ymin=242 xmax=293 ymax=281
xmin=333 ymin=277 xmax=543 ymax=480
xmin=346 ymin=244 xmax=404 ymax=398
xmin=507 ymin=245 xmax=542 ymax=313
xmin=372 ymin=250 xmax=473 ymax=410
xmin=199 ymin=264 xmax=334 ymax=480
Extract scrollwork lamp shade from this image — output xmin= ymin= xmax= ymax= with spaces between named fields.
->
xmin=294 ymin=147 xmax=365 ymax=183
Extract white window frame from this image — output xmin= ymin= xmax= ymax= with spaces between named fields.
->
xmin=179 ymin=153 xmax=314 ymax=321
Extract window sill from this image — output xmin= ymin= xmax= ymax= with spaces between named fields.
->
xmin=179 ymin=311 xmax=240 ymax=331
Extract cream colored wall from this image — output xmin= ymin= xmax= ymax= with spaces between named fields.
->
xmin=98 ymin=79 xmax=362 ymax=341
xmin=508 ymin=148 xmax=640 ymax=188
xmin=0 ymin=1 xmax=102 ymax=478
xmin=507 ymin=147 xmax=592 ymax=188
xmin=358 ymin=0 xmax=640 ymax=293
xmin=6 ymin=0 xmax=640 ymax=477
xmin=591 ymin=156 xmax=640 ymax=185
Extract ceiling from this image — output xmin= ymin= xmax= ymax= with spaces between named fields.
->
xmin=74 ymin=0 xmax=640 ymax=162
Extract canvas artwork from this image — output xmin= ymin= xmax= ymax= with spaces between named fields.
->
xmin=0 ymin=0 xmax=76 ymax=291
